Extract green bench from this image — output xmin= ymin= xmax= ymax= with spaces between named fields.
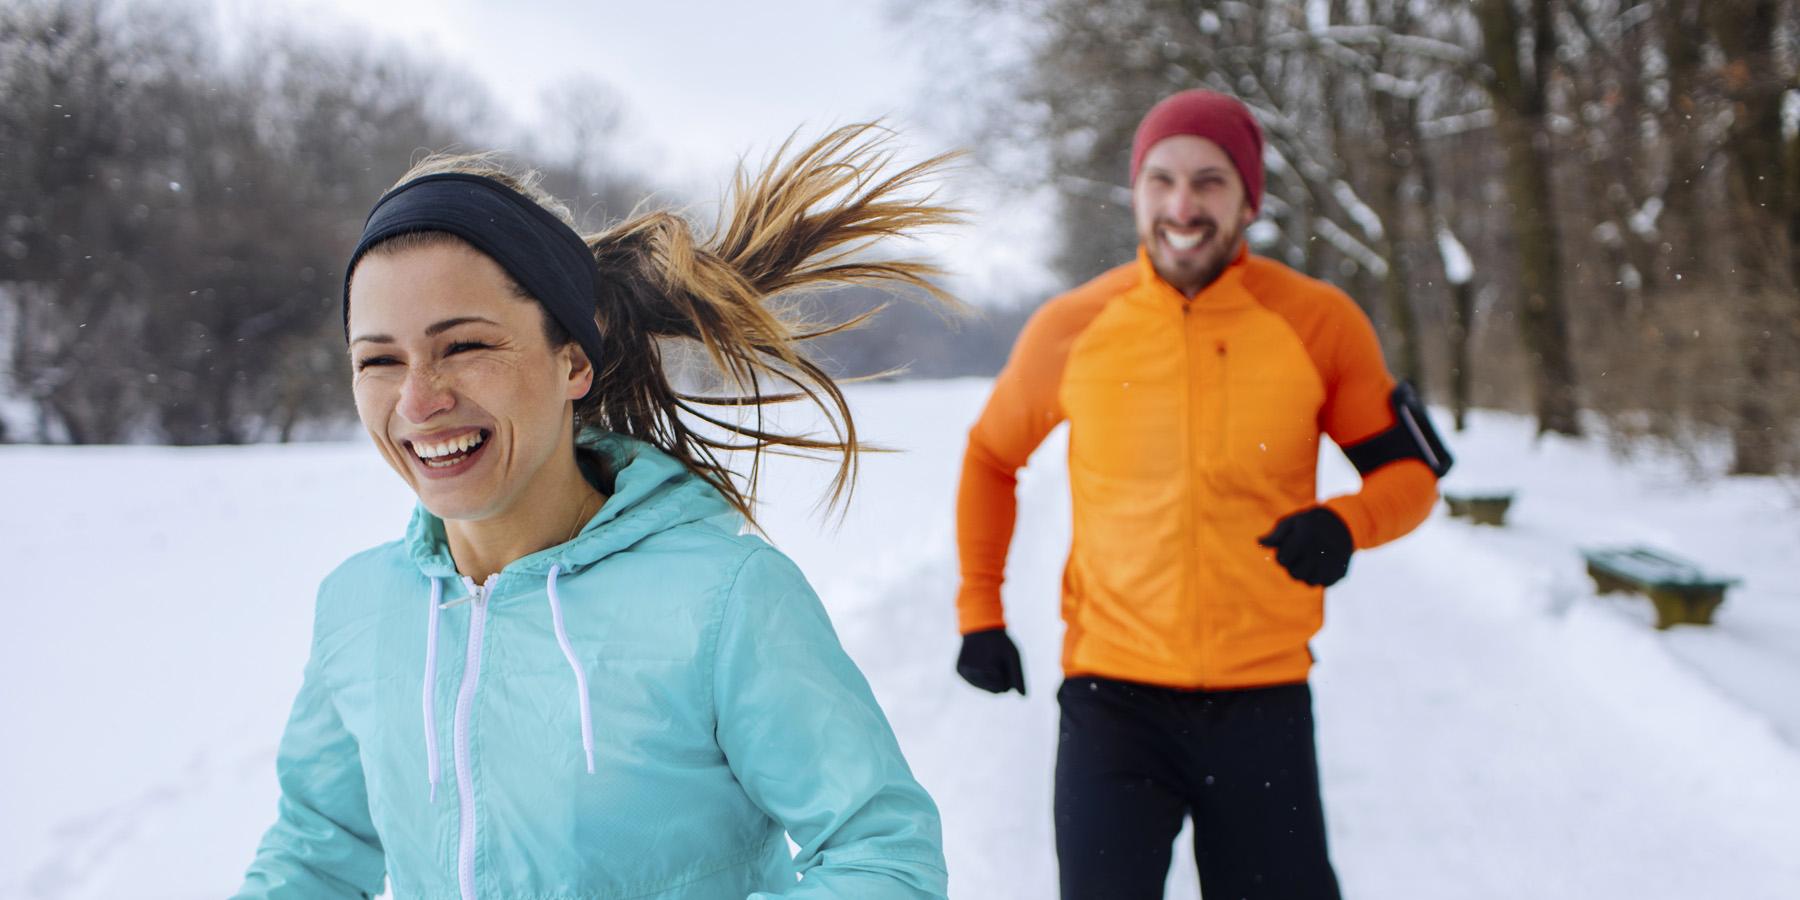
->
xmin=1581 ymin=546 xmax=1738 ymax=629
xmin=1444 ymin=491 xmax=1514 ymax=526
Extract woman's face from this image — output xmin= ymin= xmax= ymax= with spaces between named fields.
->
xmin=346 ymin=241 xmax=593 ymax=522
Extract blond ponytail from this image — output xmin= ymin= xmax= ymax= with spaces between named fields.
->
xmin=580 ymin=124 xmax=963 ymax=526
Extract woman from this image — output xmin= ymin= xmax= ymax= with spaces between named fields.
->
xmin=234 ymin=126 xmax=957 ymax=899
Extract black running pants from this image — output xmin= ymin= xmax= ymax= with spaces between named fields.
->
xmin=1054 ymin=676 xmax=1342 ymax=900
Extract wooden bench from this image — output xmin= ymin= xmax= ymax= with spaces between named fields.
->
xmin=1580 ymin=546 xmax=1738 ymax=629
xmin=1444 ymin=491 xmax=1514 ymax=526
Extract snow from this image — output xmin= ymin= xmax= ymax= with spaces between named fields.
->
xmin=1246 ymin=219 xmax=1282 ymax=250
xmin=1417 ymin=108 xmax=1496 ymax=140
xmin=1315 ymin=216 xmax=1390 ymax=278
xmin=1332 ymin=180 xmax=1385 ymax=242
xmin=4 ymin=381 xmax=1799 ymax=898
xmin=1629 ymin=196 xmax=1664 ymax=238
xmin=1436 ymin=226 xmax=1473 ymax=285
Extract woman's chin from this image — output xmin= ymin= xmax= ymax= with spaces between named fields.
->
xmin=410 ymin=481 xmax=503 ymax=523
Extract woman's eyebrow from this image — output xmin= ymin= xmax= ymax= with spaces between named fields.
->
xmin=350 ymin=316 xmax=501 ymax=346
xmin=425 ymin=316 xmax=500 ymax=336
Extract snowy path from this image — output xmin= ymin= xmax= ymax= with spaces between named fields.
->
xmin=756 ymin=382 xmax=1800 ymax=899
xmin=3 ymin=379 xmax=1797 ymax=898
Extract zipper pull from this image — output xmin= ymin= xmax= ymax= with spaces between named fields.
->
xmin=454 ymin=575 xmax=486 ymax=608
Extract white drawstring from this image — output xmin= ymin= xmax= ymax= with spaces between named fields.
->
xmin=545 ymin=564 xmax=596 ymax=774
xmin=422 ymin=577 xmax=443 ymax=803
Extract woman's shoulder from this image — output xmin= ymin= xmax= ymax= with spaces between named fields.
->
xmin=305 ymin=539 xmax=421 ymax=633
xmin=320 ymin=539 xmax=417 ymax=591
xmin=604 ymin=520 xmax=803 ymax=598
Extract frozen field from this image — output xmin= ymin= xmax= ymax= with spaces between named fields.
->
xmin=3 ymin=378 xmax=1797 ymax=898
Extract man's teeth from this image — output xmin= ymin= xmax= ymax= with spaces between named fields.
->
xmin=1165 ymin=230 xmax=1206 ymax=251
xmin=414 ymin=431 xmax=485 ymax=463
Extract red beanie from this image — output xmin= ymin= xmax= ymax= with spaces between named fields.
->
xmin=1130 ymin=90 xmax=1265 ymax=213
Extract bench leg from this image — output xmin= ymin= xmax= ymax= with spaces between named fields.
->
xmin=1687 ymin=589 xmax=1725 ymax=626
xmin=1471 ymin=501 xmax=1511 ymax=526
xmin=1647 ymin=589 xmax=1687 ymax=629
xmin=1645 ymin=588 xmax=1725 ymax=628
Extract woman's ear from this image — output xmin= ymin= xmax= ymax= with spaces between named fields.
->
xmin=564 ymin=343 xmax=595 ymax=401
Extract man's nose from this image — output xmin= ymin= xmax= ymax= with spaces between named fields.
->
xmin=1168 ymin=184 xmax=1203 ymax=222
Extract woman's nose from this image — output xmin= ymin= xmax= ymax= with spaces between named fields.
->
xmin=397 ymin=367 xmax=455 ymax=423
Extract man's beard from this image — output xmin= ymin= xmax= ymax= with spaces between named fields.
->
xmin=1147 ymin=215 xmax=1245 ymax=296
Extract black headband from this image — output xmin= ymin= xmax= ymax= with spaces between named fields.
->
xmin=343 ymin=173 xmax=606 ymax=391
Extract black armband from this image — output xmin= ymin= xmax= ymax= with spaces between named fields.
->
xmin=1341 ymin=382 xmax=1454 ymax=478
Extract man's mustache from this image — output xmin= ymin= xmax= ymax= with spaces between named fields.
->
xmin=1157 ymin=217 xmax=1219 ymax=232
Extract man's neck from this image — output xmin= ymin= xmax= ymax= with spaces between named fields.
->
xmin=1169 ymin=240 xmax=1247 ymax=299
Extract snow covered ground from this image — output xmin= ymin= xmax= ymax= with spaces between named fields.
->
xmin=3 ymin=378 xmax=1797 ymax=898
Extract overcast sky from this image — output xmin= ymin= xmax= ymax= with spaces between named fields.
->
xmin=205 ymin=0 xmax=1059 ymax=302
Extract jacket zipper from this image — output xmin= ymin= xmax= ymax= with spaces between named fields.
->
xmin=1180 ymin=299 xmax=1202 ymax=679
xmin=452 ymin=574 xmax=495 ymax=900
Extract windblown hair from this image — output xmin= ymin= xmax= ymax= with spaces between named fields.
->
xmin=365 ymin=125 xmax=963 ymax=526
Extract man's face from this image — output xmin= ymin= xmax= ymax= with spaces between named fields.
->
xmin=1132 ymin=135 xmax=1255 ymax=296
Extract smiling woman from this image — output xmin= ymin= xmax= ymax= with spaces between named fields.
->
xmin=232 ymin=126 xmax=959 ymax=900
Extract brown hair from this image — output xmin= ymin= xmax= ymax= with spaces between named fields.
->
xmin=363 ymin=125 xmax=963 ymax=526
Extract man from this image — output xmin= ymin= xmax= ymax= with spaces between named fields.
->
xmin=952 ymin=90 xmax=1447 ymax=898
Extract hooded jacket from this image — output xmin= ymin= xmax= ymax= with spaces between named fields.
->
xmin=956 ymin=246 xmax=1438 ymax=690
xmin=236 ymin=432 xmax=947 ymax=899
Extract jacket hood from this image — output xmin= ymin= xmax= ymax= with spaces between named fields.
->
xmin=402 ymin=430 xmax=739 ymax=579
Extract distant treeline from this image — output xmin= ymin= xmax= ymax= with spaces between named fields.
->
xmin=9 ymin=0 xmax=1798 ymax=475
xmin=0 ymin=0 xmax=1020 ymax=446
xmin=919 ymin=0 xmax=1800 ymax=475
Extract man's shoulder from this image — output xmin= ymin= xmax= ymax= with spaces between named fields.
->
xmin=1241 ymin=254 xmax=1362 ymax=320
xmin=1051 ymin=260 xmax=1139 ymax=308
xmin=1024 ymin=261 xmax=1138 ymax=336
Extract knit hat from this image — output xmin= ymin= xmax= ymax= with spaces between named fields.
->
xmin=1129 ymin=90 xmax=1265 ymax=213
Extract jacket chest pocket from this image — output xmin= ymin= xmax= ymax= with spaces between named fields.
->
xmin=1211 ymin=349 xmax=1325 ymax=482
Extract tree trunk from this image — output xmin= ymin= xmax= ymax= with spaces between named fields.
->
xmin=1375 ymin=90 xmax=1425 ymax=397
xmin=1655 ymin=0 xmax=1712 ymax=289
xmin=1476 ymin=0 xmax=1583 ymax=436
xmin=1451 ymin=279 xmax=1475 ymax=431
xmin=1709 ymin=0 xmax=1796 ymax=475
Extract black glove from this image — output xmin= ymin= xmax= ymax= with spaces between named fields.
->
xmin=956 ymin=627 xmax=1027 ymax=696
xmin=1258 ymin=507 xmax=1354 ymax=587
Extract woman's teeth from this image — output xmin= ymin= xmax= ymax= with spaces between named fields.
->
xmin=413 ymin=431 xmax=486 ymax=467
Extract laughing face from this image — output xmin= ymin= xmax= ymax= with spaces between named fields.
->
xmin=1132 ymin=134 xmax=1255 ymax=297
xmin=346 ymin=239 xmax=593 ymax=523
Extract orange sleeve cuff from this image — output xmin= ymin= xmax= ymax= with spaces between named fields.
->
xmin=1323 ymin=458 xmax=1438 ymax=549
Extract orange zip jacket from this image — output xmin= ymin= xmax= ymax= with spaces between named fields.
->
xmin=956 ymin=245 xmax=1438 ymax=689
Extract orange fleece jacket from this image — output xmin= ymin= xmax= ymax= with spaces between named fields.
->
xmin=956 ymin=246 xmax=1438 ymax=689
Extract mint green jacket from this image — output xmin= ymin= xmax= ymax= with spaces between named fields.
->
xmin=235 ymin=434 xmax=947 ymax=899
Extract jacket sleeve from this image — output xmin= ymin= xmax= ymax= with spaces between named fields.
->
xmin=714 ymin=548 xmax=949 ymax=900
xmin=234 ymin=588 xmax=386 ymax=899
xmin=1315 ymin=300 xmax=1439 ymax=549
xmin=954 ymin=303 xmax=1079 ymax=634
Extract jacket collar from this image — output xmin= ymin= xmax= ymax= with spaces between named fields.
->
xmin=403 ymin=430 xmax=737 ymax=580
xmin=1132 ymin=242 xmax=1256 ymax=314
